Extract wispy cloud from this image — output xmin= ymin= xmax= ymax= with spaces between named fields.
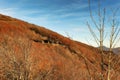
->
xmin=72 ymin=27 xmax=88 ymax=32
xmin=0 ymin=8 xmax=17 ymax=16
xmin=54 ymin=1 xmax=89 ymax=13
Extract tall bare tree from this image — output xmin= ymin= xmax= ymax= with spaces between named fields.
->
xmin=87 ymin=0 xmax=120 ymax=80
xmin=107 ymin=9 xmax=120 ymax=80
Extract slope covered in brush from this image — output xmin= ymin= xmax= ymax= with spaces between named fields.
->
xmin=0 ymin=14 xmax=120 ymax=80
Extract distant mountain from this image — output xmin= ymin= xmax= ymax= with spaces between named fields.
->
xmin=97 ymin=46 xmax=109 ymax=51
xmin=97 ymin=46 xmax=120 ymax=54
xmin=113 ymin=47 xmax=120 ymax=54
xmin=102 ymin=46 xmax=109 ymax=51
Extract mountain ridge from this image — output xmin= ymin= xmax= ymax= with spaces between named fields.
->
xmin=97 ymin=46 xmax=120 ymax=54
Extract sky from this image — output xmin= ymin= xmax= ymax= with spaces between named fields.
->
xmin=0 ymin=0 xmax=120 ymax=47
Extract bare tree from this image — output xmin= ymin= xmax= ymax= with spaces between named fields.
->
xmin=107 ymin=9 xmax=120 ymax=80
xmin=87 ymin=0 xmax=120 ymax=80
xmin=87 ymin=0 xmax=106 ymax=79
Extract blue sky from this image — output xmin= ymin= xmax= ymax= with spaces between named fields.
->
xmin=0 ymin=0 xmax=120 ymax=47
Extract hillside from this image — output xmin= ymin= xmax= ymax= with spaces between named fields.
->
xmin=0 ymin=14 xmax=120 ymax=80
